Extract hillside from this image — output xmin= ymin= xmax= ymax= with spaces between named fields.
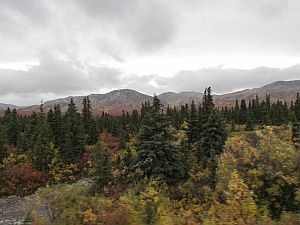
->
xmin=214 ymin=80 xmax=300 ymax=107
xmin=159 ymin=91 xmax=203 ymax=107
xmin=18 ymin=89 xmax=155 ymax=115
xmin=1 ymin=80 xmax=300 ymax=115
xmin=0 ymin=103 xmax=21 ymax=110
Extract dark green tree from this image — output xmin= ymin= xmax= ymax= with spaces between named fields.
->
xmin=196 ymin=88 xmax=227 ymax=187
xmin=61 ymin=98 xmax=85 ymax=164
xmin=294 ymin=93 xmax=300 ymax=121
xmin=47 ymin=104 xmax=62 ymax=148
xmin=7 ymin=109 xmax=19 ymax=146
xmin=131 ymin=96 xmax=185 ymax=183
xmin=33 ymin=110 xmax=51 ymax=172
xmin=197 ymin=110 xmax=227 ymax=162
xmin=0 ymin=125 xmax=8 ymax=162
xmin=199 ymin=87 xmax=214 ymax=134
xmin=245 ymin=101 xmax=255 ymax=131
xmin=94 ymin=141 xmax=112 ymax=192
xmin=234 ymin=99 xmax=240 ymax=124
xmin=82 ymin=96 xmax=98 ymax=145
xmin=240 ymin=99 xmax=247 ymax=124
xmin=187 ymin=100 xmax=198 ymax=145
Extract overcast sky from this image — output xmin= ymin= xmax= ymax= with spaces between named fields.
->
xmin=0 ymin=0 xmax=300 ymax=105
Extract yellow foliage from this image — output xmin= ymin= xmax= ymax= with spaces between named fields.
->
xmin=217 ymin=126 xmax=299 ymax=218
xmin=205 ymin=170 xmax=260 ymax=225
xmin=2 ymin=152 xmax=29 ymax=169
xmin=48 ymin=148 xmax=80 ymax=183
xmin=81 ymin=208 xmax=97 ymax=224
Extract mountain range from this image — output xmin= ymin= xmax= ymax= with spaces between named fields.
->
xmin=1 ymin=80 xmax=300 ymax=115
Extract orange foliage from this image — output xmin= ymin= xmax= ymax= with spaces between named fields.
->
xmin=2 ymin=163 xmax=48 ymax=196
xmin=100 ymin=207 xmax=130 ymax=225
xmin=100 ymin=132 xmax=119 ymax=154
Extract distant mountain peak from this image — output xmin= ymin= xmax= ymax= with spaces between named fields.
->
xmin=1 ymin=80 xmax=300 ymax=115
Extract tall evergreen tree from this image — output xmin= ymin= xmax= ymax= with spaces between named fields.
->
xmin=7 ymin=109 xmax=19 ymax=147
xmin=199 ymin=87 xmax=215 ymax=134
xmin=94 ymin=141 xmax=112 ymax=192
xmin=47 ymin=104 xmax=62 ymax=148
xmin=33 ymin=109 xmax=51 ymax=172
xmin=203 ymin=87 xmax=214 ymax=113
xmin=82 ymin=96 xmax=98 ymax=145
xmin=196 ymin=88 xmax=227 ymax=187
xmin=245 ymin=101 xmax=255 ymax=131
xmin=294 ymin=93 xmax=300 ymax=121
xmin=198 ymin=110 xmax=227 ymax=187
xmin=0 ymin=125 xmax=8 ymax=163
xmin=131 ymin=96 xmax=185 ymax=183
xmin=187 ymin=100 xmax=198 ymax=145
xmin=240 ymin=99 xmax=247 ymax=124
xmin=61 ymin=98 xmax=85 ymax=164
xmin=234 ymin=99 xmax=240 ymax=124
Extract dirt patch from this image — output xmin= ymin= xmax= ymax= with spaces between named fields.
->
xmin=0 ymin=194 xmax=49 ymax=225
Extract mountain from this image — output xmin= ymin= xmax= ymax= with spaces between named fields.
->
xmin=159 ymin=91 xmax=203 ymax=107
xmin=214 ymin=80 xmax=300 ymax=107
xmin=0 ymin=103 xmax=21 ymax=110
xmin=2 ymin=80 xmax=300 ymax=115
xmin=19 ymin=89 xmax=155 ymax=115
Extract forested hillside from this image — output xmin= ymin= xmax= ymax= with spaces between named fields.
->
xmin=0 ymin=88 xmax=300 ymax=224
xmin=2 ymin=80 xmax=300 ymax=116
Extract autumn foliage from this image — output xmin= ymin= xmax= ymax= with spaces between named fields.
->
xmin=1 ymin=163 xmax=48 ymax=196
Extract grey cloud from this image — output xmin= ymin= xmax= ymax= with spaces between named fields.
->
xmin=0 ymin=0 xmax=49 ymax=24
xmin=0 ymin=55 xmax=123 ymax=104
xmin=74 ymin=0 xmax=179 ymax=52
xmin=1 ymin=0 xmax=300 ymax=106
xmin=154 ymin=65 xmax=300 ymax=94
xmin=1 ymin=57 xmax=300 ymax=105
xmin=240 ymin=0 xmax=289 ymax=19
xmin=1 ymin=0 xmax=300 ymax=62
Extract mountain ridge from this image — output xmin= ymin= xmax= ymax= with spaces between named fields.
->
xmin=1 ymin=80 xmax=300 ymax=115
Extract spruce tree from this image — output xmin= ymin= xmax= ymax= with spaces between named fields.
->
xmin=234 ymin=99 xmax=240 ymax=124
xmin=199 ymin=87 xmax=214 ymax=134
xmin=197 ymin=110 xmax=227 ymax=163
xmin=61 ymin=98 xmax=85 ymax=164
xmin=48 ymin=104 xmax=62 ymax=148
xmin=17 ymin=112 xmax=38 ymax=153
xmin=82 ymin=96 xmax=92 ymax=132
xmin=240 ymin=99 xmax=247 ymax=124
xmin=203 ymin=87 xmax=214 ymax=113
xmin=33 ymin=110 xmax=51 ymax=172
xmin=82 ymin=96 xmax=98 ymax=145
xmin=196 ymin=88 xmax=227 ymax=187
xmin=94 ymin=141 xmax=112 ymax=192
xmin=294 ymin=93 xmax=300 ymax=121
xmin=0 ymin=125 xmax=8 ymax=163
xmin=187 ymin=100 xmax=198 ymax=145
xmin=132 ymin=96 xmax=185 ymax=183
xmin=245 ymin=101 xmax=254 ymax=131
xmin=7 ymin=109 xmax=19 ymax=146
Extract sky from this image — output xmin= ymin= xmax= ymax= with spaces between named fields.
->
xmin=0 ymin=0 xmax=300 ymax=105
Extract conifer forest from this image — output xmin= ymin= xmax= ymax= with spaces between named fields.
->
xmin=1 ymin=88 xmax=300 ymax=224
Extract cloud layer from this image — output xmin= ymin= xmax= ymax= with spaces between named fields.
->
xmin=1 ymin=0 xmax=300 ymax=105
xmin=1 ymin=55 xmax=299 ymax=105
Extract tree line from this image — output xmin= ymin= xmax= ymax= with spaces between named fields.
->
xmin=1 ymin=90 xmax=300 ymax=170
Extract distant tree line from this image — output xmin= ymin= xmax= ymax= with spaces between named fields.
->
xmin=1 ymin=91 xmax=300 ymax=168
